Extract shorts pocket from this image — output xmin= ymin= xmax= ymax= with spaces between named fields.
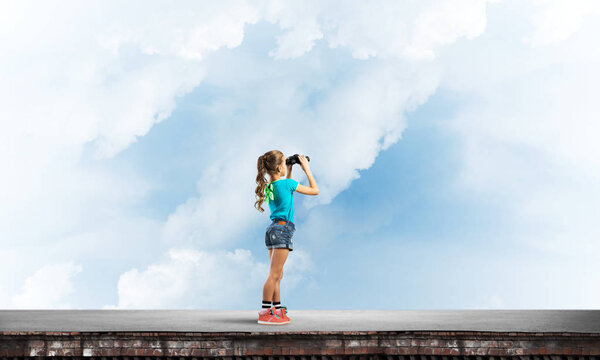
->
xmin=273 ymin=228 xmax=287 ymax=240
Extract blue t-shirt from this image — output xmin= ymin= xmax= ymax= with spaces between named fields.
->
xmin=267 ymin=178 xmax=299 ymax=224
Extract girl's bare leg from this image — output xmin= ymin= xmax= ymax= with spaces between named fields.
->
xmin=272 ymin=280 xmax=280 ymax=303
xmin=262 ymin=248 xmax=289 ymax=302
xmin=268 ymin=248 xmax=286 ymax=302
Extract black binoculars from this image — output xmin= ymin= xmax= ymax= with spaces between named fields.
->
xmin=286 ymin=154 xmax=310 ymax=166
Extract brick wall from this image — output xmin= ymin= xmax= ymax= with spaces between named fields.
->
xmin=1 ymin=330 xmax=599 ymax=358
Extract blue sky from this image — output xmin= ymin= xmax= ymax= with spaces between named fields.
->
xmin=1 ymin=0 xmax=599 ymax=309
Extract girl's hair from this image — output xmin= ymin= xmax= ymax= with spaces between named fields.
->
xmin=255 ymin=150 xmax=285 ymax=212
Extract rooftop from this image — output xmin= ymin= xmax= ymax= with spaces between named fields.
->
xmin=1 ymin=309 xmax=599 ymax=333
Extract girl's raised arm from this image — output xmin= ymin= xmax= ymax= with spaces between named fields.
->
xmin=295 ymin=155 xmax=318 ymax=195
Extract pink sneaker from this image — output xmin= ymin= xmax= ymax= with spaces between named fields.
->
xmin=276 ymin=306 xmax=291 ymax=322
xmin=258 ymin=306 xmax=289 ymax=325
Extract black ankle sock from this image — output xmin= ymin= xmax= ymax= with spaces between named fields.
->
xmin=273 ymin=301 xmax=281 ymax=309
xmin=262 ymin=300 xmax=271 ymax=309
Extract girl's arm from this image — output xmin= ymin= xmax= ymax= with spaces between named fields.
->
xmin=295 ymin=155 xmax=319 ymax=195
xmin=286 ymin=164 xmax=293 ymax=179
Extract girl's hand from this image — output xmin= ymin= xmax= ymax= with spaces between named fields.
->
xmin=298 ymin=155 xmax=309 ymax=171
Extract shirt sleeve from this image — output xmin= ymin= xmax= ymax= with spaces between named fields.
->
xmin=288 ymin=178 xmax=299 ymax=192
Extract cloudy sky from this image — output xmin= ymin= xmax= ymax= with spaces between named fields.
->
xmin=1 ymin=0 xmax=599 ymax=310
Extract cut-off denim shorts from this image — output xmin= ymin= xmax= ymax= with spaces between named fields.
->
xmin=265 ymin=218 xmax=295 ymax=251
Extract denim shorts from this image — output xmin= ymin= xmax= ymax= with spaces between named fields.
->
xmin=265 ymin=219 xmax=295 ymax=251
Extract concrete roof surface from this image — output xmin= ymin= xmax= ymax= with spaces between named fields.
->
xmin=0 ymin=310 xmax=598 ymax=333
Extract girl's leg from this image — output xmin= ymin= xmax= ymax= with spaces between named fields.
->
xmin=262 ymin=248 xmax=289 ymax=302
xmin=268 ymin=249 xmax=286 ymax=302
xmin=272 ymin=270 xmax=283 ymax=302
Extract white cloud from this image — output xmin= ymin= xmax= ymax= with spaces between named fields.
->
xmin=155 ymin=0 xmax=496 ymax=259
xmin=147 ymin=0 xmax=490 ymax=305
xmin=11 ymin=263 xmax=82 ymax=309
xmin=114 ymin=247 xmax=315 ymax=309
xmin=159 ymin=57 xmax=442 ymax=255
xmin=439 ymin=0 xmax=600 ymax=263
xmin=0 ymin=0 xmax=259 ymax=159
xmin=523 ymin=0 xmax=600 ymax=46
xmin=0 ymin=0 xmax=495 ymax=308
xmin=10 ymin=0 xmax=593 ymax=309
xmin=262 ymin=0 xmax=491 ymax=60
xmin=0 ymin=0 xmax=261 ymax=250
xmin=0 ymin=0 xmax=261 ymax=306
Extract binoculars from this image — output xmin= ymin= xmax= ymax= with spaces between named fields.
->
xmin=286 ymin=154 xmax=310 ymax=166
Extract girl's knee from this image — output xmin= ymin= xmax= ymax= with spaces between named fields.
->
xmin=268 ymin=271 xmax=281 ymax=281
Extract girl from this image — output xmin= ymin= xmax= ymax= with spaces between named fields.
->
xmin=254 ymin=150 xmax=319 ymax=325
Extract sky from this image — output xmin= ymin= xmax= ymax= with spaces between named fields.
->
xmin=1 ymin=0 xmax=599 ymax=310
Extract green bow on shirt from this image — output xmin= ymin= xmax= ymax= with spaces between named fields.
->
xmin=264 ymin=183 xmax=274 ymax=204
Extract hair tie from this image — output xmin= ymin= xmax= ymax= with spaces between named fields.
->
xmin=264 ymin=183 xmax=274 ymax=204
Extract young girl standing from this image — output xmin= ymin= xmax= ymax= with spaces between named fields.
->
xmin=254 ymin=150 xmax=319 ymax=325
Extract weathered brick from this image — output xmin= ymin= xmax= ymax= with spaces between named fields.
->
xmin=27 ymin=340 xmax=45 ymax=348
xmin=98 ymin=340 xmax=113 ymax=348
xmin=29 ymin=347 xmax=44 ymax=357
xmin=399 ymin=347 xmax=411 ymax=355
xmin=111 ymin=339 xmax=123 ymax=347
xmin=183 ymin=340 xmax=202 ymax=348
xmin=346 ymin=339 xmax=360 ymax=347
xmin=426 ymin=339 xmax=443 ymax=347
xmin=47 ymin=341 xmax=64 ymax=349
xmin=325 ymin=339 xmax=342 ymax=347
xmin=479 ymin=340 xmax=498 ymax=347
xmin=165 ymin=340 xmax=182 ymax=348
xmin=131 ymin=339 xmax=144 ymax=347
xmin=57 ymin=348 xmax=78 ymax=356
xmin=218 ymin=348 xmax=232 ymax=356
xmin=397 ymin=338 xmax=411 ymax=346
xmin=368 ymin=346 xmax=380 ymax=353
xmin=202 ymin=340 xmax=217 ymax=348
xmin=143 ymin=340 xmax=158 ymax=348
xmin=476 ymin=347 xmax=488 ymax=355
xmin=378 ymin=339 xmax=393 ymax=347
xmin=383 ymin=347 xmax=394 ymax=355
xmin=191 ymin=348 xmax=204 ymax=356
xmin=217 ymin=340 xmax=233 ymax=347
xmin=464 ymin=340 xmax=481 ymax=347
xmin=446 ymin=339 xmax=458 ymax=347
